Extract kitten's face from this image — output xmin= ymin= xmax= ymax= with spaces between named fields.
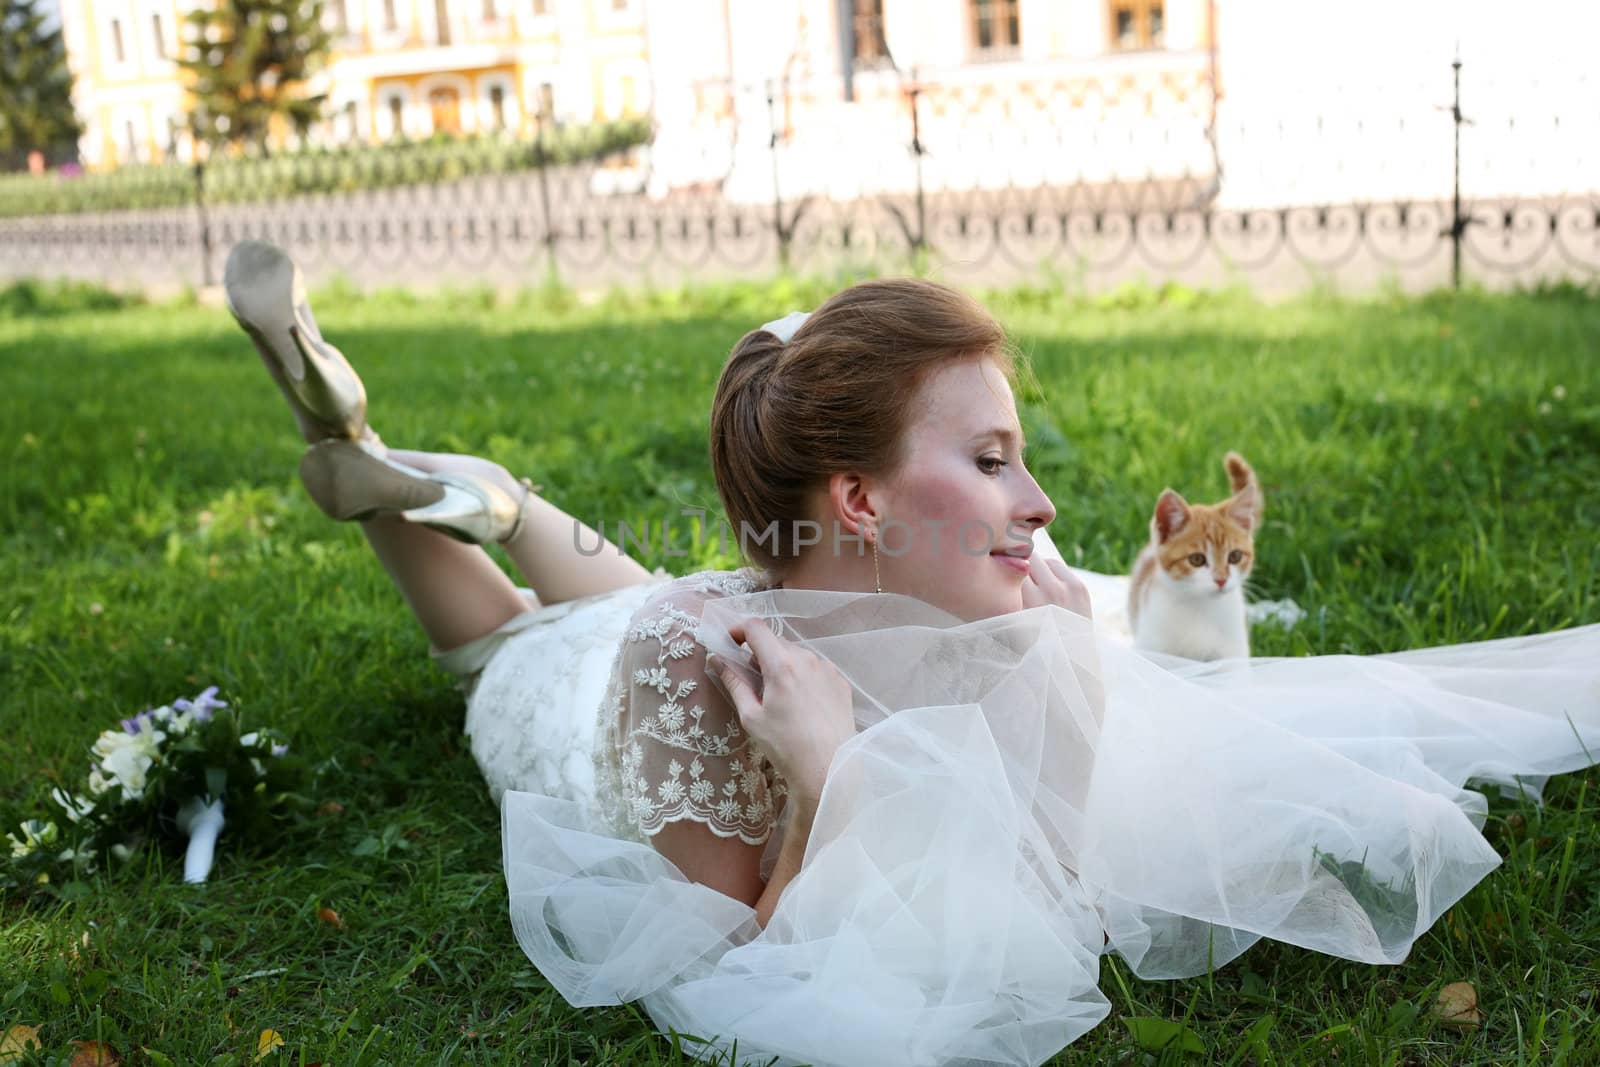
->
xmin=1149 ymin=466 xmax=1259 ymax=598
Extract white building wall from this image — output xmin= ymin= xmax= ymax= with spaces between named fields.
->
xmin=1213 ymin=0 xmax=1599 ymax=207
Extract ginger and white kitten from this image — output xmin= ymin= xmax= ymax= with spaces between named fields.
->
xmin=1128 ymin=453 xmax=1261 ymax=660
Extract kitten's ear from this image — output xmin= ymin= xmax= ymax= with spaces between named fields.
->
xmin=1223 ymin=452 xmax=1262 ymax=532
xmin=1224 ymin=452 xmax=1255 ymax=495
xmin=1152 ymin=489 xmax=1190 ymax=543
xmin=1226 ymin=482 xmax=1261 ymax=533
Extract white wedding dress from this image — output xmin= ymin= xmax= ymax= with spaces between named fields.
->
xmin=445 ymin=545 xmax=1600 ymax=1067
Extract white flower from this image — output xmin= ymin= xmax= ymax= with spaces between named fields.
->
xmin=239 ymin=731 xmax=260 ymax=747
xmin=51 ymin=788 xmax=96 ymax=824
xmin=110 ymin=843 xmax=133 ymax=863
xmin=7 ymin=819 xmax=59 ymax=858
xmin=93 ymin=729 xmax=160 ymax=800
xmin=87 ymin=768 xmax=112 ymax=797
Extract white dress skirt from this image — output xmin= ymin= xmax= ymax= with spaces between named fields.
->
xmin=442 ymin=558 xmax=1600 ymax=1067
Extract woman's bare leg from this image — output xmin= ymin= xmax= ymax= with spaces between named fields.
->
xmin=386 ymin=448 xmax=656 ymax=604
xmin=359 ymin=518 xmax=531 ymax=652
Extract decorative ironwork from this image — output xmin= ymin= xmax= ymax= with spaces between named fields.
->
xmin=1 ymin=61 xmax=1595 ymax=292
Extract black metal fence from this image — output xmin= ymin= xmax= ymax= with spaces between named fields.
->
xmin=1 ymin=60 xmax=1595 ymax=294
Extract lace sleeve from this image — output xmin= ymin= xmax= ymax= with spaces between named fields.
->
xmin=604 ymin=587 xmax=787 ymax=847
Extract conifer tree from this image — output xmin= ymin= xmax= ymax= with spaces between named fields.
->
xmin=0 ymin=0 xmax=83 ymax=167
xmin=180 ymin=0 xmax=331 ymax=154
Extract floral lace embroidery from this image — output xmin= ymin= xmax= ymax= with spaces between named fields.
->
xmin=594 ymin=569 xmax=788 ymax=846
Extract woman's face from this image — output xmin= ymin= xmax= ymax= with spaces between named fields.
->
xmin=873 ymin=357 xmax=1057 ymax=620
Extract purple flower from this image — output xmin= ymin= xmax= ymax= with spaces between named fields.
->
xmin=271 ymin=744 xmax=289 ymax=758
xmin=174 ymin=685 xmax=228 ymax=723
xmin=120 ymin=709 xmax=157 ymax=734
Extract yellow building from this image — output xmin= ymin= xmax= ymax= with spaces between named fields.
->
xmin=57 ymin=0 xmax=654 ymax=169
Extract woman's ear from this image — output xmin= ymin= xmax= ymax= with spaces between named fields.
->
xmin=826 ymin=471 xmax=880 ymax=537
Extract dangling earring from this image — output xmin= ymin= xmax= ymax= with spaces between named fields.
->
xmin=868 ymin=525 xmax=883 ymax=594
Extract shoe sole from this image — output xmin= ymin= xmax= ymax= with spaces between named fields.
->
xmin=224 ymin=240 xmax=367 ymax=439
xmin=299 ymin=441 xmax=445 ymax=522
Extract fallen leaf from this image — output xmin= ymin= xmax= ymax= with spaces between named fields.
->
xmin=316 ymin=801 xmax=345 ymax=816
xmin=1432 ymin=981 xmax=1481 ymax=1028
xmin=68 ymin=1040 xmax=120 ymax=1066
xmin=1122 ymin=1016 xmax=1207 ymax=1055
xmin=317 ymin=908 xmax=344 ymax=929
xmin=255 ymin=1029 xmax=284 ymax=1061
xmin=0 ymin=1026 xmax=42 ymax=1065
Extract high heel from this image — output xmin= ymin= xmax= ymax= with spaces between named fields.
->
xmin=401 ymin=472 xmax=534 ymax=544
xmin=298 ymin=440 xmax=534 ymax=545
xmin=225 ymin=239 xmax=369 ymax=443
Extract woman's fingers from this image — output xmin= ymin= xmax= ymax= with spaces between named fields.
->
xmin=1020 ymin=557 xmax=1093 ymax=617
xmin=708 ymin=654 xmax=761 ymax=719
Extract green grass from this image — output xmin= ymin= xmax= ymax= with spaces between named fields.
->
xmin=1 ymin=277 xmax=1597 ymax=1065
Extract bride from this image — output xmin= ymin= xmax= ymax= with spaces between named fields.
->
xmin=224 ymin=240 xmax=1599 ymax=1067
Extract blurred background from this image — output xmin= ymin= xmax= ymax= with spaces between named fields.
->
xmin=2 ymin=0 xmax=1597 ymax=294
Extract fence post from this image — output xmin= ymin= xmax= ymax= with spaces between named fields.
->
xmin=767 ymin=80 xmax=791 ymax=271
xmin=1448 ymin=56 xmax=1466 ymax=290
xmin=908 ymin=74 xmax=927 ymax=259
xmin=533 ymin=110 xmax=559 ymax=286
xmin=193 ymin=156 xmax=213 ymax=288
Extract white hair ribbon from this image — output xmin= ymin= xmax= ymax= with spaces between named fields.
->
xmin=760 ymin=310 xmax=811 ymax=343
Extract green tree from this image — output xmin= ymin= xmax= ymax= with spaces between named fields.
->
xmin=179 ymin=0 xmax=332 ymax=155
xmin=0 ymin=0 xmax=83 ymax=167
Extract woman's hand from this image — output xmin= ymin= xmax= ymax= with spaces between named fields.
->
xmin=710 ymin=618 xmax=857 ymax=808
xmin=1021 ymin=556 xmax=1093 ymax=618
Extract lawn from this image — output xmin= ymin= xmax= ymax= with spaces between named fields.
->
xmin=1 ymin=276 xmax=1597 ymax=1065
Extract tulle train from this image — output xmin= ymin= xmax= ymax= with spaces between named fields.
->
xmin=503 ymin=588 xmax=1600 ymax=1066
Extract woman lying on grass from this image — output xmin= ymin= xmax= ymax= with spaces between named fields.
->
xmin=224 ymin=239 xmax=1600 ymax=1067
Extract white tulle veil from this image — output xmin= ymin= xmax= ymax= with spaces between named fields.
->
xmin=502 ymin=573 xmax=1600 ymax=1066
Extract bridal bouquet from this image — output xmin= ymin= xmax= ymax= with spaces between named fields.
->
xmin=3 ymin=687 xmax=309 ymax=895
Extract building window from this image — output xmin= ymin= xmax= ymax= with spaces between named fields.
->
xmin=1110 ymin=0 xmax=1164 ymax=50
xmin=537 ymin=82 xmax=556 ymax=126
xmin=150 ymin=13 xmax=167 ymax=58
xmin=109 ymin=17 xmax=126 ymax=62
xmin=330 ymin=0 xmax=348 ymax=33
xmin=481 ymin=0 xmax=496 ymax=19
xmin=435 ymin=0 xmax=452 ymax=43
xmin=969 ymin=0 xmax=1019 ymax=53
xmin=531 ymin=0 xmax=548 ymax=13
xmin=851 ymin=0 xmax=891 ymax=67
xmin=611 ymin=0 xmax=629 ymax=10
xmin=124 ymin=119 xmax=139 ymax=161
xmin=383 ymin=0 xmax=398 ymax=31
xmin=344 ymin=100 xmax=359 ymax=141
xmin=489 ymin=84 xmax=506 ymax=129
xmin=429 ymin=88 xmax=462 ymax=133
xmin=388 ymin=95 xmax=405 ymax=138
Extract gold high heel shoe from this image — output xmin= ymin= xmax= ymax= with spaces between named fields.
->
xmin=299 ymin=440 xmax=536 ymax=545
xmin=225 ymin=239 xmax=369 ymax=443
